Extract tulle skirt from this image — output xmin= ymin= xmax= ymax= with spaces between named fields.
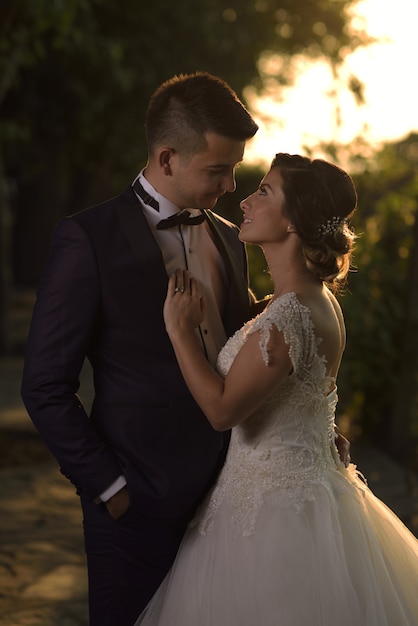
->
xmin=135 ymin=468 xmax=418 ymax=626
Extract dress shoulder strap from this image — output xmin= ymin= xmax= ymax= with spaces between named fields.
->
xmin=250 ymin=293 xmax=320 ymax=376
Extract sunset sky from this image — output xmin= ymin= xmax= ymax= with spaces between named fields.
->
xmin=246 ymin=0 xmax=418 ymax=165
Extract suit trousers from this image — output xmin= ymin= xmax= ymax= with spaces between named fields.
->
xmin=81 ymin=496 xmax=190 ymax=626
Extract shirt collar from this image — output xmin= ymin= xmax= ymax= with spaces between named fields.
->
xmin=133 ymin=170 xmax=178 ymax=219
xmin=133 ymin=170 xmax=202 ymax=219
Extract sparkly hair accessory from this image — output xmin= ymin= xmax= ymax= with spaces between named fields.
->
xmin=317 ymin=216 xmax=346 ymax=237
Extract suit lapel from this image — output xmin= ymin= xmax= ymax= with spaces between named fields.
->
xmin=115 ymin=188 xmax=168 ymax=306
xmin=203 ymin=210 xmax=250 ymax=333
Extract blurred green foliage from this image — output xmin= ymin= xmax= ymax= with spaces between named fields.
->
xmin=1 ymin=0 xmax=368 ymax=192
xmin=337 ymin=134 xmax=418 ymax=464
xmin=1 ymin=0 xmax=368 ymax=284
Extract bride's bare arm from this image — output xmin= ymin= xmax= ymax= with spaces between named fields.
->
xmin=164 ymin=270 xmax=292 ymax=431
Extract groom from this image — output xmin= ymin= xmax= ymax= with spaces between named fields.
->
xmin=21 ymin=72 xmax=259 ymax=626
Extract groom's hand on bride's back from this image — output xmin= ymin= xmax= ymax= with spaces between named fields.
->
xmin=335 ymin=428 xmax=351 ymax=468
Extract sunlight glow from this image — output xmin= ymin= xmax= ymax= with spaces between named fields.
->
xmin=245 ymin=0 xmax=418 ymax=166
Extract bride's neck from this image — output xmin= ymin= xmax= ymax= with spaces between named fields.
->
xmin=264 ymin=247 xmax=319 ymax=298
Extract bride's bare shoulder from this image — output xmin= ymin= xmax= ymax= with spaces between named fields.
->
xmin=324 ymin=288 xmax=345 ymax=329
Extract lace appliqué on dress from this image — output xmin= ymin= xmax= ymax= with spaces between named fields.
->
xmin=191 ymin=293 xmax=356 ymax=537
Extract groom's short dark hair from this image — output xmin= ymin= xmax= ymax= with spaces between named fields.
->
xmin=145 ymin=72 xmax=258 ymax=158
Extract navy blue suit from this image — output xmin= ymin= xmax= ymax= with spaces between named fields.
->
xmin=21 ymin=185 xmax=251 ymax=625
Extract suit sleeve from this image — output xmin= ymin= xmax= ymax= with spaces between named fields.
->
xmin=21 ymin=216 xmax=122 ymax=500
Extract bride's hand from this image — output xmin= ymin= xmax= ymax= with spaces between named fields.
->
xmin=164 ymin=269 xmax=204 ymax=338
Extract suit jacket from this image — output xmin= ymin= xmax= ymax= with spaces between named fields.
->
xmin=21 ymin=185 xmax=251 ymax=520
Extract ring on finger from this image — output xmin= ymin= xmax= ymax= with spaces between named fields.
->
xmin=174 ymin=286 xmax=185 ymax=293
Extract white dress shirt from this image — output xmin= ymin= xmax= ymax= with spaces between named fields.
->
xmin=134 ymin=171 xmax=228 ymax=366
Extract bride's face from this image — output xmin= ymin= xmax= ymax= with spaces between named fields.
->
xmin=238 ymin=168 xmax=290 ymax=245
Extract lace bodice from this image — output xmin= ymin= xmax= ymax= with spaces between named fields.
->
xmin=192 ymin=292 xmax=350 ymax=536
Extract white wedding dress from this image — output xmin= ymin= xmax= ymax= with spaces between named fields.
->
xmin=136 ymin=293 xmax=418 ymax=625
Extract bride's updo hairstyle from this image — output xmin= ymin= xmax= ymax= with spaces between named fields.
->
xmin=272 ymin=153 xmax=357 ymax=288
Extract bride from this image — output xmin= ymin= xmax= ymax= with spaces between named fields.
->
xmin=135 ymin=153 xmax=418 ymax=625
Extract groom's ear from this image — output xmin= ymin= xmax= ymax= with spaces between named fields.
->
xmin=159 ymin=148 xmax=176 ymax=176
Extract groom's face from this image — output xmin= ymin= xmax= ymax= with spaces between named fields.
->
xmin=169 ymin=132 xmax=245 ymax=210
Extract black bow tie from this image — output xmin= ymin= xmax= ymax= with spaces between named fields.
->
xmin=133 ymin=178 xmax=160 ymax=212
xmin=156 ymin=210 xmax=205 ymax=230
xmin=133 ymin=179 xmax=205 ymax=229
